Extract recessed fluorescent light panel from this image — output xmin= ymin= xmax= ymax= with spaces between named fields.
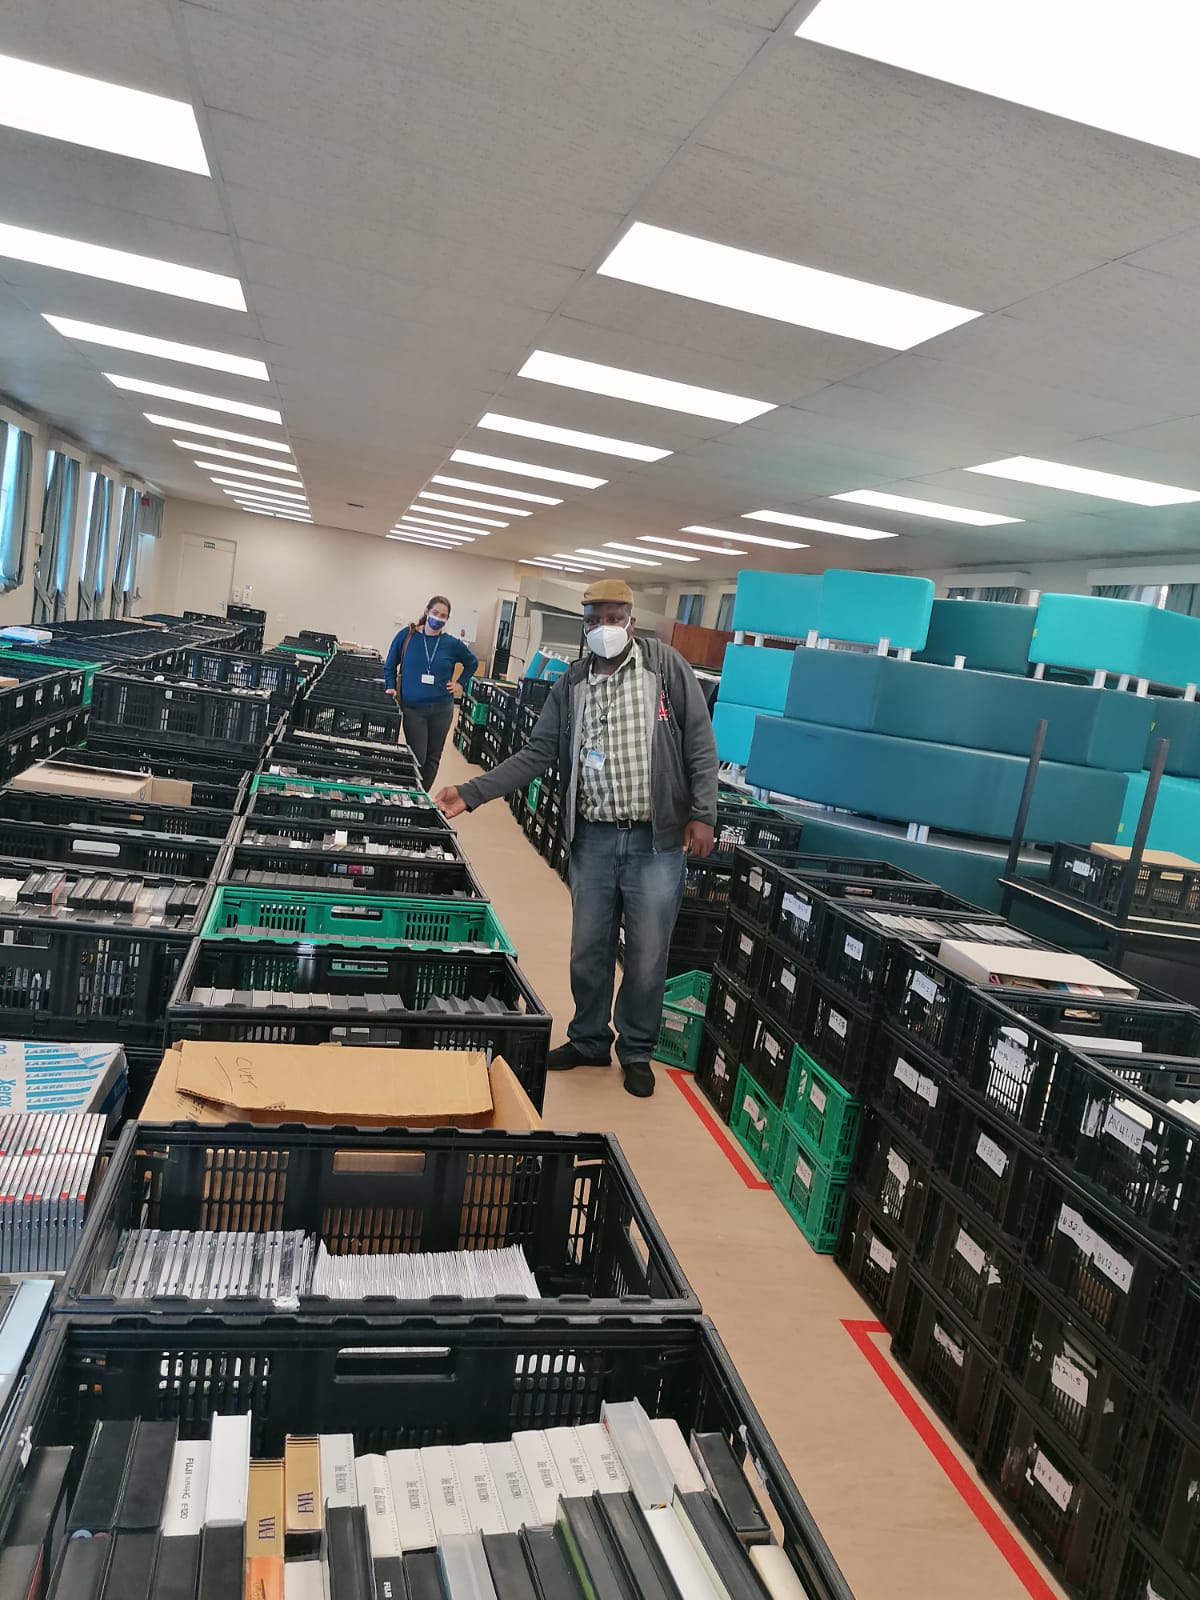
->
xmin=175 ymin=441 xmax=296 ymax=471
xmin=0 ymin=223 xmax=245 ymax=309
xmin=478 ymin=413 xmax=669 ymax=463
xmin=430 ymin=475 xmax=561 ymax=505
xmin=682 ymin=525 xmax=808 ymax=551
xmin=831 ymin=489 xmax=1022 ymax=525
xmin=639 ymin=536 xmax=747 ymax=555
xmin=199 ymin=462 xmax=300 ymax=486
xmin=407 ymin=505 xmax=505 ymax=527
xmin=577 ymin=547 xmax=661 ymax=566
xmin=597 ymin=222 xmax=978 ymax=350
xmin=0 ymin=51 xmax=209 ymax=172
xmin=451 ymin=449 xmax=607 ymax=489
xmin=228 ymin=489 xmax=308 ymax=505
xmin=417 ymin=490 xmax=531 ymax=516
xmin=388 ymin=532 xmax=468 ymax=547
xmin=966 ymin=455 xmax=1200 ymax=506
xmin=216 ymin=479 xmax=306 ymax=501
xmin=145 ymin=415 xmax=290 ymax=451
xmin=551 ymin=554 xmax=616 ymax=568
xmin=276 ymin=513 xmax=313 ymax=522
xmin=394 ymin=525 xmax=474 ymax=543
xmin=43 ymin=316 xmax=267 ymax=379
xmin=606 ymin=542 xmax=697 ymax=561
xmin=398 ymin=518 xmax=489 ymax=537
xmin=744 ymin=510 xmax=896 ymax=541
xmin=519 ymin=350 xmax=774 ymax=423
xmin=796 ymin=0 xmax=1200 ymax=163
xmin=108 ymin=375 xmax=278 ymax=421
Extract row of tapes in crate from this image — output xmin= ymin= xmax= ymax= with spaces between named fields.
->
xmin=692 ymin=844 xmax=1200 ymax=1600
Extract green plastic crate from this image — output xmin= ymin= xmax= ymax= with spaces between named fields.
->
xmin=201 ymin=886 xmax=516 ymax=953
xmin=771 ymin=1118 xmax=848 ymax=1253
xmin=468 ymin=699 xmax=490 ymax=725
xmin=655 ymin=970 xmax=711 ymax=1071
xmin=526 ymin=777 xmax=542 ymax=813
xmin=780 ymin=1046 xmax=862 ymax=1182
xmin=728 ymin=1066 xmax=781 ymax=1179
xmin=251 ymin=773 xmax=432 ymax=806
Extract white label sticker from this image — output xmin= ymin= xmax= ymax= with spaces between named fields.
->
xmin=725 ymin=994 xmax=737 ymax=1018
xmin=743 ymin=1095 xmax=763 ymax=1130
xmin=886 ymin=1148 xmax=911 ymax=1193
xmin=868 ymin=1235 xmax=896 ymax=1274
xmin=1050 ymin=1355 xmax=1090 ymax=1407
xmin=844 ymin=935 xmax=864 ymax=963
xmin=1102 ymin=1103 xmax=1147 ymax=1155
xmin=976 ymin=1132 xmax=1009 ymax=1177
xmin=829 ymin=1010 xmax=848 ymax=1039
xmin=749 ymin=870 xmax=763 ymax=892
xmin=991 ymin=1034 xmax=1031 ymax=1083
xmin=740 ymin=933 xmax=754 ymax=957
xmin=764 ymin=1032 xmax=781 ymax=1062
xmin=794 ymin=1154 xmax=813 ymax=1189
xmin=713 ymin=1051 xmax=728 ymax=1083
xmin=1057 ymin=1204 xmax=1094 ymax=1254
xmin=954 ymin=1228 xmax=987 ymax=1276
xmin=810 ymin=1084 xmax=827 ymax=1114
xmin=894 ymin=1058 xmax=921 ymax=1094
xmin=1090 ymin=1233 xmax=1134 ymax=1294
xmin=1070 ymin=858 xmax=1094 ymax=878
xmin=910 ymin=971 xmax=941 ymax=1004
xmin=782 ymin=892 xmax=811 ymax=924
xmin=780 ymin=967 xmax=796 ymax=994
xmin=933 ymin=1323 xmax=965 ymax=1368
xmin=664 ymin=1014 xmax=685 ymax=1033
xmin=1031 ymin=1451 xmax=1073 ymax=1512
xmin=916 ymin=1073 xmax=939 ymax=1107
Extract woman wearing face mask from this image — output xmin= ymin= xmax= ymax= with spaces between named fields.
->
xmin=383 ymin=595 xmax=479 ymax=790
xmin=434 ymin=580 xmax=718 ymax=1101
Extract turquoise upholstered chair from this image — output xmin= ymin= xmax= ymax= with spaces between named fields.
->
xmin=915 ymin=599 xmax=1036 ymax=674
xmin=731 ymin=571 xmax=822 ymax=638
xmin=818 ymin=570 xmax=935 ymax=651
xmin=1031 ymin=594 xmax=1200 ymax=689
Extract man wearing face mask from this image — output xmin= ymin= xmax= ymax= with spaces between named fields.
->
xmin=436 ymin=580 xmax=717 ymax=1098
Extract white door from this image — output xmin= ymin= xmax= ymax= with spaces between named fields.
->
xmin=177 ymin=533 xmax=236 ymax=616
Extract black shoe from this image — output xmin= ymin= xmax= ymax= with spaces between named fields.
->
xmin=547 ymin=1042 xmax=611 ymax=1072
xmin=621 ymin=1062 xmax=655 ymax=1098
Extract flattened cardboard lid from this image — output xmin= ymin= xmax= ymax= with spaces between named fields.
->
xmin=1090 ymin=842 xmax=1200 ymax=869
xmin=937 ymin=939 xmax=1138 ymax=995
xmin=173 ymin=1040 xmax=494 ymax=1121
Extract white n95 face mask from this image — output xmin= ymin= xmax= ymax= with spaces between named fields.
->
xmin=585 ymin=624 xmax=630 ymax=659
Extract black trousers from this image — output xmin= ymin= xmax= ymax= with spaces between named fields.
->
xmin=400 ymin=699 xmax=455 ymax=789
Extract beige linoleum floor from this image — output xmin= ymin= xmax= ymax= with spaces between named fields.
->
xmin=440 ymin=742 xmax=1066 ymax=1600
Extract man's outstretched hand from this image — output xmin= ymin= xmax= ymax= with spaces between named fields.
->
xmin=435 ymin=786 xmax=467 ymax=818
xmin=684 ymin=820 xmax=716 ymax=858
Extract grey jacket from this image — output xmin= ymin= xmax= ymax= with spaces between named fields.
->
xmin=458 ymin=638 xmax=719 ymax=851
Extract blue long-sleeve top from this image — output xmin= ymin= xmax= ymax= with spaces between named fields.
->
xmin=384 ymin=627 xmax=479 ymax=706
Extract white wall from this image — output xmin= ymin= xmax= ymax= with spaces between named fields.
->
xmin=150 ymin=499 xmax=520 ymax=661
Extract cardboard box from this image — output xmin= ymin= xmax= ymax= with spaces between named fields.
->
xmin=140 ymin=1042 xmax=542 ymax=1130
xmin=1089 ymin=842 xmax=1200 ymax=870
xmin=11 ymin=760 xmax=193 ymax=806
xmin=937 ymin=939 xmax=1138 ymax=997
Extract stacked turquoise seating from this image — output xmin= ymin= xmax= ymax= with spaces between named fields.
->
xmin=712 ymin=642 xmax=793 ymax=765
xmin=731 ymin=571 xmax=822 ymax=638
xmin=914 ymin=599 xmax=1036 ymax=674
xmin=1116 ymin=770 xmax=1200 ymax=858
xmin=817 ymin=570 xmax=934 ymax=651
xmin=1030 ymin=594 xmax=1200 ymax=689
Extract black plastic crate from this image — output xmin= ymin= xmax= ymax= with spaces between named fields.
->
xmin=1161 ymin=1276 xmax=1200 ymax=1435
xmin=0 ymin=708 xmax=86 ymax=784
xmin=1005 ymin=1275 xmax=1144 ymax=1490
xmin=237 ymin=813 xmax=464 ymax=861
xmin=90 ymin=673 xmax=274 ymax=757
xmin=797 ymin=975 xmax=874 ymax=1096
xmin=1024 ymin=1168 xmax=1181 ymax=1372
xmin=0 ymin=817 xmax=223 ymax=879
xmin=695 ymin=1024 xmax=738 ymax=1123
xmin=226 ymin=842 xmax=485 ymax=897
xmin=817 ymin=897 xmax=1008 ymax=1013
xmin=0 ymin=787 xmax=235 ymax=840
xmin=1112 ymin=1530 xmax=1193 ymax=1600
xmin=250 ymin=785 xmax=446 ymax=831
xmin=918 ymin=1180 xmax=1021 ymax=1351
xmin=956 ymin=1002 xmax=1068 ymax=1142
xmin=835 ymin=1189 xmax=909 ymax=1331
xmin=728 ymin=848 xmax=925 ymax=931
xmin=872 ymin=1028 xmax=956 ymax=1161
xmin=167 ymin=939 xmax=551 ymax=1107
xmin=760 ymin=941 xmax=810 ymax=1032
xmin=682 ymin=853 xmax=735 ymax=907
xmin=64 ymin=745 xmax=250 ymax=812
xmin=1130 ymin=1416 xmax=1200 ymax=1590
xmin=1047 ymin=1050 xmax=1200 ymax=1258
xmin=741 ymin=1007 xmax=796 ymax=1107
xmin=153 ymin=647 xmax=301 ymax=706
xmin=269 ymin=730 xmax=421 ymax=774
xmin=942 ymin=1089 xmax=1042 ymax=1247
xmin=0 ymin=661 xmax=86 ymax=737
xmin=892 ymin=1267 xmax=998 ymax=1455
xmin=292 ymin=698 xmax=402 ymax=742
xmin=853 ymin=1108 xmax=931 ymax=1250
xmin=0 ymin=1317 xmax=852 ymax=1600
xmin=666 ymin=903 xmax=726 ymax=976
xmin=705 ymin=965 xmax=755 ymax=1061
xmin=979 ymin=1384 xmax=1124 ymax=1600
xmin=1048 ymin=841 xmax=1200 ymax=925
xmin=63 ymin=1122 xmax=699 ymax=1318
xmin=719 ymin=911 xmax=767 ymax=986
xmin=711 ymin=804 xmax=804 ymax=859
xmin=773 ymin=876 xmax=965 ymax=972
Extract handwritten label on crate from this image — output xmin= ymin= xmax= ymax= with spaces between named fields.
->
xmin=828 ymin=1010 xmax=848 ymax=1039
xmin=1030 ymin=1450 xmax=1073 ymax=1513
xmin=1070 ymin=858 xmax=1095 ymax=878
xmin=763 ymin=1031 xmax=782 ymax=1062
xmin=895 ymin=1058 xmax=921 ymax=1094
xmin=743 ymin=1095 xmax=764 ymax=1131
xmin=780 ymin=967 xmax=797 ymax=994
xmin=909 ymin=971 xmax=941 ymax=1005
xmin=712 ymin=1050 xmax=728 ymax=1083
xmin=954 ymin=1228 xmax=987 ymax=1276
xmin=868 ymin=1235 xmax=896 ymax=1275
xmin=724 ymin=993 xmax=738 ymax=1018
xmin=749 ymin=870 xmax=763 ymax=893
xmin=810 ymin=1083 xmax=827 ymax=1114
xmin=1050 ymin=1355 xmax=1090 ymax=1408
xmin=1102 ymin=1102 xmax=1147 ymax=1156
xmin=932 ymin=1322 xmax=965 ymax=1368
xmin=844 ymin=935 xmax=864 ymax=963
xmin=975 ymin=1132 xmax=1009 ymax=1178
xmin=739 ymin=933 xmax=754 ymax=957
xmin=916 ymin=1073 xmax=939 ymax=1107
xmin=886 ymin=1148 xmax=910 ymax=1196
xmin=782 ymin=892 xmax=811 ymax=925
xmin=1055 ymin=1204 xmax=1134 ymax=1293
xmin=664 ymin=1014 xmax=686 ymax=1033
xmin=990 ymin=1033 xmax=1032 ymax=1084
xmin=794 ymin=1153 xmax=813 ymax=1190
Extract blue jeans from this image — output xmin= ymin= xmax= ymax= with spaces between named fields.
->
xmin=567 ymin=819 xmax=686 ymax=1066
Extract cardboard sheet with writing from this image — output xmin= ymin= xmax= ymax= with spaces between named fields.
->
xmin=141 ymin=1041 xmax=541 ymax=1130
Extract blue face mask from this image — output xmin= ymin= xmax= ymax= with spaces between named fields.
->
xmin=426 ymin=615 xmax=447 ymax=632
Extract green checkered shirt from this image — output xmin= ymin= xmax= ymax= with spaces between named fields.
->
xmin=578 ymin=648 xmax=651 ymax=823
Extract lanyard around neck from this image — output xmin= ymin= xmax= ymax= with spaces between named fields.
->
xmin=421 ymin=632 xmax=443 ymax=669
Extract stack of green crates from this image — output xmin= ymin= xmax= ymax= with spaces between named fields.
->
xmin=771 ymin=1047 xmax=862 ymax=1252
xmin=654 ymin=970 xmax=711 ymax=1071
xmin=729 ymin=1065 xmax=782 ymax=1178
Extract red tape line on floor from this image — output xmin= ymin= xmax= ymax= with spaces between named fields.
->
xmin=842 ymin=1319 xmax=1058 ymax=1600
xmin=665 ymin=1068 xmax=771 ymax=1190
